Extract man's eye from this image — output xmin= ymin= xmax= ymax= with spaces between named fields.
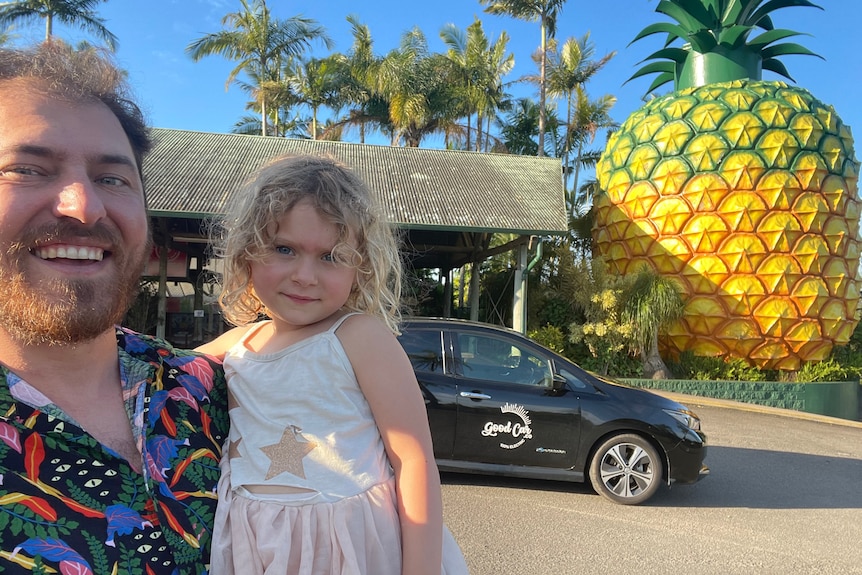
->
xmin=98 ymin=175 xmax=127 ymax=186
xmin=0 ymin=166 xmax=41 ymax=176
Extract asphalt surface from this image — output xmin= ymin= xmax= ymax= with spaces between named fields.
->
xmin=441 ymin=392 xmax=862 ymax=575
xmin=651 ymin=389 xmax=862 ymax=429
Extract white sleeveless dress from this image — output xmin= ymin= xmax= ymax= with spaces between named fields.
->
xmin=210 ymin=315 xmax=468 ymax=574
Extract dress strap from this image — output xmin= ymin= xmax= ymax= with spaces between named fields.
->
xmin=235 ymin=321 xmax=271 ymax=349
xmin=329 ymin=312 xmax=362 ymax=333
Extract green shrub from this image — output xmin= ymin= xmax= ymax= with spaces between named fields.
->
xmin=795 ymin=358 xmax=849 ymax=382
xmin=723 ymin=359 xmax=772 ymax=382
xmin=829 ymin=344 xmax=862 ymax=381
xmin=528 ymin=324 xmax=567 ymax=354
xmin=670 ymin=351 xmax=771 ymax=381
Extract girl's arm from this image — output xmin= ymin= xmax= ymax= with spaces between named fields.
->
xmin=195 ymin=324 xmax=253 ymax=360
xmin=339 ymin=314 xmax=443 ymax=575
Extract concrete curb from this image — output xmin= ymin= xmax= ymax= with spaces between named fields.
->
xmin=652 ymin=390 xmax=862 ymax=429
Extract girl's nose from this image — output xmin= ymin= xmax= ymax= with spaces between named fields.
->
xmin=291 ymin=257 xmax=318 ymax=285
xmin=54 ymin=179 xmax=107 ymax=225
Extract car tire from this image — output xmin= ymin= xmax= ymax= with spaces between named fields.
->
xmin=589 ymin=433 xmax=662 ymax=505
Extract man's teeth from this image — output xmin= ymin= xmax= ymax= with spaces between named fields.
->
xmin=35 ymin=245 xmax=104 ymax=261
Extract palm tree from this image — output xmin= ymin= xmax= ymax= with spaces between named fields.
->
xmin=496 ymin=97 xmax=537 ymax=155
xmin=478 ymin=32 xmax=516 ymax=152
xmin=232 ymin=112 xmax=304 ymax=137
xmin=333 ymin=15 xmax=383 ymax=143
xmin=232 ymin=57 xmax=298 ymax=136
xmin=186 ymin=0 xmax=330 ymax=136
xmin=545 ymin=34 xmax=615 ymax=187
xmin=0 ymin=24 xmax=15 ymax=45
xmin=375 ymin=28 xmax=460 ymax=147
xmin=621 ymin=266 xmax=685 ymax=379
xmin=440 ymin=18 xmax=514 ymax=152
xmin=496 ymin=96 xmax=561 ymax=156
xmin=287 ymin=55 xmax=342 ymax=140
xmin=0 ymin=0 xmax=116 ymax=50
xmin=564 ymin=88 xmax=616 ymax=210
xmin=480 ymin=0 xmax=566 ymax=156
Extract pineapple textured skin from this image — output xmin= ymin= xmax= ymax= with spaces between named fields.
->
xmin=595 ymin=80 xmax=860 ymax=370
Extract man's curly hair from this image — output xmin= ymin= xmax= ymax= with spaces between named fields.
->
xmin=0 ymin=41 xmax=151 ymax=174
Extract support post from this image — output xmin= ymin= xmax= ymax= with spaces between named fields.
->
xmin=512 ymin=242 xmax=528 ymax=333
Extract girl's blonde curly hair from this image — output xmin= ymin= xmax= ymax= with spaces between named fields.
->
xmin=214 ymin=154 xmax=403 ymax=334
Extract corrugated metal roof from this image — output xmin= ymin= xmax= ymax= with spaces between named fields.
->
xmin=144 ymin=128 xmax=567 ymax=235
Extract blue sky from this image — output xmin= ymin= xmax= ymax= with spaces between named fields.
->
xmin=8 ymin=0 xmax=861 ymax=155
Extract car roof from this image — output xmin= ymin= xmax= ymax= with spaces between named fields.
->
xmin=401 ymin=317 xmax=523 ymax=336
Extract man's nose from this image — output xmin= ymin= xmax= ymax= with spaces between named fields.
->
xmin=54 ymin=178 xmax=107 ymax=225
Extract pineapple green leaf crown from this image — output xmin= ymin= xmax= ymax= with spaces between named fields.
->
xmin=627 ymin=0 xmax=823 ymax=94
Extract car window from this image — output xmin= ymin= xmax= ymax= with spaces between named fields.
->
xmin=398 ymin=329 xmax=444 ymax=373
xmin=457 ymin=333 xmax=552 ymax=387
xmin=558 ymin=367 xmax=589 ymax=389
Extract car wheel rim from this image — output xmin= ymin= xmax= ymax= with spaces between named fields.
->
xmin=599 ymin=442 xmax=655 ymax=499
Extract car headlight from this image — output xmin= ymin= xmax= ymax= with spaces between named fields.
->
xmin=663 ymin=408 xmax=701 ymax=431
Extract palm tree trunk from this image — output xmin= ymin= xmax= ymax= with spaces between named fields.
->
xmin=572 ymin=138 xmax=584 ymax=204
xmin=537 ymin=19 xmax=548 ymax=157
xmin=45 ymin=14 xmax=53 ymax=40
xmin=563 ymin=93 xmax=573 ymax=191
xmin=261 ymin=97 xmax=268 ymax=136
xmin=458 ymin=266 xmax=466 ymax=309
xmin=642 ymin=336 xmax=671 ymax=379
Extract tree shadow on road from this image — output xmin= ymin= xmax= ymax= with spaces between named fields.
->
xmin=648 ymin=445 xmax=862 ymax=509
xmin=442 ymin=445 xmax=862 ymax=509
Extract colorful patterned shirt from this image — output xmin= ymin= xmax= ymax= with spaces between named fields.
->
xmin=0 ymin=328 xmax=229 ymax=574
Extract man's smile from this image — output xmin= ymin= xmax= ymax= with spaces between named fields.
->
xmin=33 ymin=244 xmax=106 ymax=261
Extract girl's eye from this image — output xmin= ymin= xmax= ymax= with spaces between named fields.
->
xmin=322 ymin=253 xmax=335 ymax=263
xmin=275 ymin=246 xmax=294 ymax=255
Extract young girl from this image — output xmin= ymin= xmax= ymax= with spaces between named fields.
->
xmin=198 ymin=154 xmax=468 ymax=575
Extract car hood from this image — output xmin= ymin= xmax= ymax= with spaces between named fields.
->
xmin=588 ymin=372 xmax=691 ymax=412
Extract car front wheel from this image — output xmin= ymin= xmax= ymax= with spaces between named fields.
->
xmin=589 ymin=433 xmax=662 ymax=505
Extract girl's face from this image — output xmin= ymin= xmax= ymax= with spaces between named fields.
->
xmin=250 ymin=199 xmax=357 ymax=332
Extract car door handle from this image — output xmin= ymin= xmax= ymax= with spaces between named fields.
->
xmin=460 ymin=391 xmax=492 ymax=400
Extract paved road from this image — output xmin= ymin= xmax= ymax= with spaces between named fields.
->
xmin=441 ymin=399 xmax=862 ymax=575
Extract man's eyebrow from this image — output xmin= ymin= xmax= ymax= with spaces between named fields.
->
xmin=1 ymin=146 xmax=136 ymax=170
xmin=95 ymin=153 xmax=137 ymax=170
xmin=3 ymin=144 xmax=55 ymax=157
xmin=0 ymin=144 xmax=138 ymax=170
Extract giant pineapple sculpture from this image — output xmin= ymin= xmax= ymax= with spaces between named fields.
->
xmin=595 ymin=0 xmax=860 ymax=371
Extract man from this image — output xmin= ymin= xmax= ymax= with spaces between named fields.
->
xmin=0 ymin=43 xmax=228 ymax=574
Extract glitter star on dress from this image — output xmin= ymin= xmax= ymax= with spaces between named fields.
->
xmin=228 ymin=437 xmax=243 ymax=460
xmin=260 ymin=425 xmax=317 ymax=479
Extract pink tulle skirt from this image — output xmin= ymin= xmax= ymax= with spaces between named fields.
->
xmin=211 ymin=472 xmax=468 ymax=574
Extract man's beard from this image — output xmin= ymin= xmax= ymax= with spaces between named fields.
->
xmin=0 ymin=221 xmax=150 ymax=346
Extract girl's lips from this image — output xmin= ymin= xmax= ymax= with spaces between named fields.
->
xmin=285 ymin=293 xmax=316 ymax=302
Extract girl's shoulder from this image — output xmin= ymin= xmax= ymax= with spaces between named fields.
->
xmin=334 ymin=312 xmax=390 ymax=337
xmin=195 ymin=324 xmax=257 ymax=359
xmin=334 ymin=313 xmax=399 ymax=355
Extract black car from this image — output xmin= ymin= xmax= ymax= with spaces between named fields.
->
xmin=397 ymin=318 xmax=708 ymax=505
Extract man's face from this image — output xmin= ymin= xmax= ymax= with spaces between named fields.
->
xmin=0 ymin=83 xmax=150 ymax=345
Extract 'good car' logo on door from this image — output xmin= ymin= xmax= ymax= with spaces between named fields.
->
xmin=481 ymin=403 xmax=533 ymax=449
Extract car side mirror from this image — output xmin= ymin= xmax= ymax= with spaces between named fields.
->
xmin=551 ymin=373 xmax=567 ymax=391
